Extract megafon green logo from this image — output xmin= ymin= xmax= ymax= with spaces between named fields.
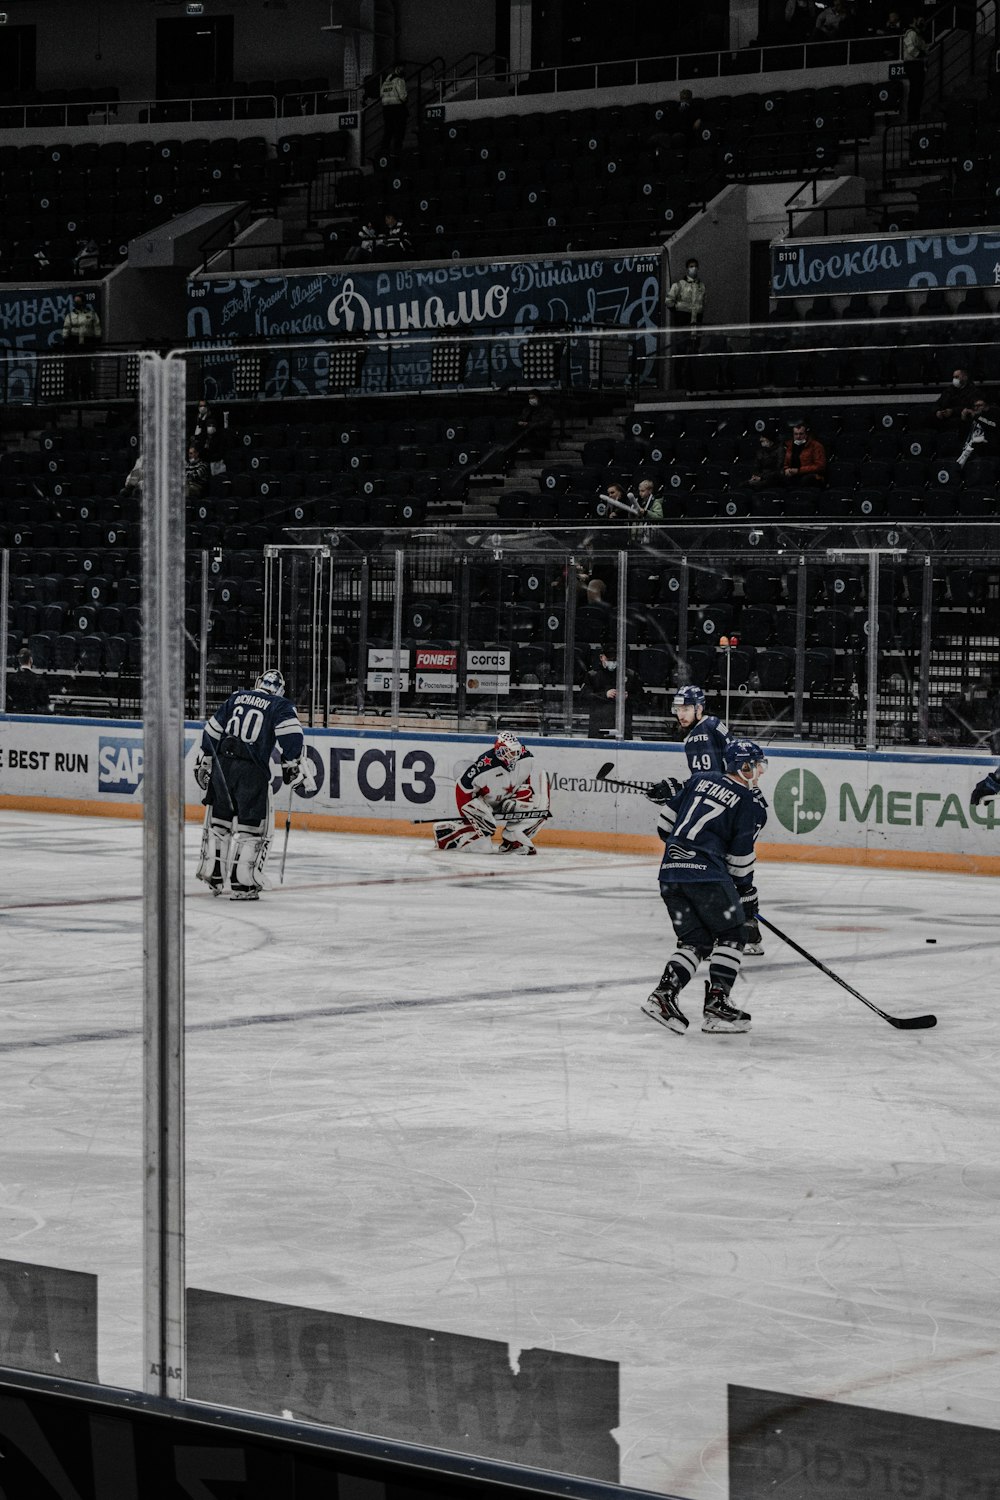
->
xmin=773 ymin=768 xmax=827 ymax=833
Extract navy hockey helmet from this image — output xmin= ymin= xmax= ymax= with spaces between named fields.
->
xmin=723 ymin=738 xmax=767 ymax=775
xmin=256 ymin=669 xmax=285 ymax=695
xmin=494 ymin=731 xmax=523 ymax=769
xmin=671 ymin=684 xmax=706 ymax=711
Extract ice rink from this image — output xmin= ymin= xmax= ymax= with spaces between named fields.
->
xmin=3 ymin=807 xmax=999 ymax=1498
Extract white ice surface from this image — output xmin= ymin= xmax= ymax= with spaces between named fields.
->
xmin=2 ymin=810 xmax=999 ymax=1498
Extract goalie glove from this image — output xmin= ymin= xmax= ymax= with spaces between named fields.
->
xmin=971 ymin=769 xmax=1000 ymax=807
xmin=645 ymin=777 xmax=683 ymax=805
xmin=194 ymin=753 xmax=212 ymax=792
xmin=281 ymin=758 xmax=306 ymax=788
xmin=739 ymin=884 xmax=759 ymax=920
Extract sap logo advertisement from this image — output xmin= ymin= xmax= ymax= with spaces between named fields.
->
xmin=98 ymin=736 xmax=144 ymax=794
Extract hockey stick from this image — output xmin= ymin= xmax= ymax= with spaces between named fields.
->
xmin=595 ymin=761 xmax=655 ymax=794
xmin=757 ymin=915 xmax=937 ymax=1030
xmin=412 ymin=810 xmax=553 ymax=825
xmin=279 ymin=784 xmax=293 ymax=884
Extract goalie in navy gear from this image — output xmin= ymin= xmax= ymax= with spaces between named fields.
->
xmin=195 ymin=669 xmax=305 ymax=899
xmin=666 ymin=682 xmax=768 ymax=955
xmin=434 ymin=732 xmax=550 ymax=855
xmin=642 ymin=738 xmax=767 ymax=1035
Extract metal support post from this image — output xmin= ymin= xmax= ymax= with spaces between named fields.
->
xmin=614 ymin=549 xmax=628 ymax=740
xmin=141 ymin=352 xmax=187 ymax=1402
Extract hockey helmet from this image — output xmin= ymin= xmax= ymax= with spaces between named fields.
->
xmin=723 ymin=738 xmax=767 ymax=776
xmin=671 ymin=684 xmax=706 ymax=711
xmin=494 ymin=731 xmax=523 ymax=769
xmin=256 ymin=669 xmax=285 ymax=695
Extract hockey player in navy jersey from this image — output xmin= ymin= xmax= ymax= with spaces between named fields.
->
xmin=194 ymin=669 xmax=305 ymax=899
xmin=645 ymin=684 xmax=768 ymax=955
xmin=971 ymin=766 xmax=1000 ymax=806
xmin=642 ymin=738 xmax=767 ymax=1035
xmin=434 ymin=732 xmax=550 ymax=855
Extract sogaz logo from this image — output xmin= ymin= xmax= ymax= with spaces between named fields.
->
xmin=98 ymin=736 xmax=143 ymax=794
xmin=773 ymin=767 xmax=826 ymax=834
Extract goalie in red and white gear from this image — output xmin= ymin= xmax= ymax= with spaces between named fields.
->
xmin=434 ymin=732 xmax=551 ymax=855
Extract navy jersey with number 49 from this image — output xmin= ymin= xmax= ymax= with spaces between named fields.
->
xmin=656 ymin=770 xmax=757 ymax=890
xmin=682 ymin=713 xmax=729 ymax=774
xmin=202 ymin=687 xmax=304 ymax=771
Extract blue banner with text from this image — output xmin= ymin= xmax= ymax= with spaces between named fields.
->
xmin=187 ymin=255 xmax=660 ymax=398
xmin=771 ymin=232 xmax=1000 ymax=298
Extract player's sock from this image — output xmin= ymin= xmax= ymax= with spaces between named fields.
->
xmin=702 ymin=982 xmax=751 ymax=1033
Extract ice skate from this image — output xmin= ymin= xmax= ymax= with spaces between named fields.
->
xmin=702 ymin=983 xmax=751 ymax=1033
xmin=641 ymin=969 xmax=689 ymax=1033
xmin=498 ymin=838 xmax=536 ymax=855
xmin=230 ymin=883 xmax=260 ymax=902
xmin=742 ymin=917 xmax=764 ymax=956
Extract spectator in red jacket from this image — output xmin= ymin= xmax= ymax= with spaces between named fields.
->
xmin=779 ymin=421 xmax=827 ymax=487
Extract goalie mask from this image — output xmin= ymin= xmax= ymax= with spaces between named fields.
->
xmin=256 ymin=669 xmax=285 ymax=696
xmin=494 ymin=731 xmax=523 ymax=770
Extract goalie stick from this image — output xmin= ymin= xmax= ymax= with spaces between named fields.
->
xmin=757 ymin=915 xmax=937 ymax=1030
xmin=412 ymin=810 xmax=553 ymax=825
xmin=279 ymin=784 xmax=293 ymax=884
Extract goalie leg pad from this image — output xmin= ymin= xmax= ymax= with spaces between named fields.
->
xmin=230 ymin=825 xmax=271 ymax=895
xmin=501 ymin=812 xmax=547 ymax=845
xmin=435 ymin=820 xmax=484 ymax=851
xmin=196 ymin=816 xmax=232 ymax=890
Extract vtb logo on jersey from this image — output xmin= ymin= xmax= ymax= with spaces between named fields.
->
xmin=98 ymin=735 xmax=144 ymax=794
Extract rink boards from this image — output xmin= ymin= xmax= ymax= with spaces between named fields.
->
xmin=1 ymin=714 xmax=998 ymax=873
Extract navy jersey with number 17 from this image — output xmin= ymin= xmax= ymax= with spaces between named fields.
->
xmin=656 ymin=771 xmax=757 ymax=891
xmin=202 ymin=687 xmax=304 ymax=771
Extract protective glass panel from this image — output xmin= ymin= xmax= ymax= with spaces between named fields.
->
xmin=166 ymin=330 xmax=1000 ymax=1496
xmin=1 ymin=346 xmax=146 ymax=1393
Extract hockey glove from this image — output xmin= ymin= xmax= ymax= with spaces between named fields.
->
xmin=739 ymin=884 xmax=759 ymax=920
xmin=282 ymin=758 xmax=306 ymax=788
xmin=971 ymin=770 xmax=1000 ymax=807
xmin=646 ymin=777 xmax=683 ymax=805
xmin=194 ymin=753 xmax=212 ymax=792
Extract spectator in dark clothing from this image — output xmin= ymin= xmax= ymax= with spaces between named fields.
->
xmin=902 ymin=15 xmax=929 ymax=122
xmin=934 ymin=366 xmax=981 ymax=429
xmin=6 ymin=647 xmax=50 ymax=714
xmin=377 ymin=212 xmax=411 ymax=259
xmin=585 ymin=644 xmax=646 ymax=739
xmin=345 ymin=216 xmax=378 ymax=263
xmin=515 ymin=391 xmax=555 ymax=456
xmin=186 ymin=444 xmax=209 ymax=499
xmin=778 ymin=421 xmax=827 ymax=487
xmin=956 ymin=398 xmax=1000 ymax=465
xmin=191 ymin=400 xmax=220 ymax=463
xmin=745 ymin=427 xmax=784 ymax=488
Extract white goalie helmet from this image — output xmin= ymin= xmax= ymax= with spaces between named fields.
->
xmin=256 ymin=669 xmax=285 ymax=695
xmin=494 ymin=731 xmax=523 ymax=769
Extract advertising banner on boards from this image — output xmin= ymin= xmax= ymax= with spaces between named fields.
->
xmin=1 ymin=716 xmax=998 ymax=867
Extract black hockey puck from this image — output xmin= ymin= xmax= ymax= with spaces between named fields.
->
xmin=925 ymin=938 xmax=937 ymax=944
